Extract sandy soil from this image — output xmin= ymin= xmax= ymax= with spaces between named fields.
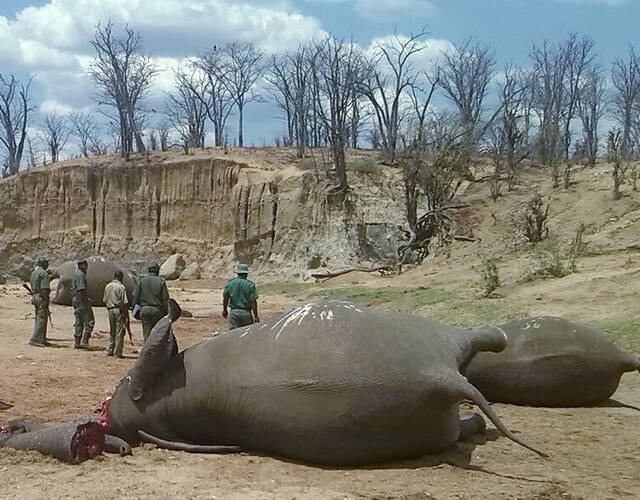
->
xmin=0 ymin=275 xmax=638 ymax=500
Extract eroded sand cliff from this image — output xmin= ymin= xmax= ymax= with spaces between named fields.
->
xmin=0 ymin=149 xmax=405 ymax=278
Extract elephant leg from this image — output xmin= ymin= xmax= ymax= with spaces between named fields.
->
xmin=137 ymin=430 xmax=243 ymax=454
xmin=458 ymin=412 xmax=486 ymax=441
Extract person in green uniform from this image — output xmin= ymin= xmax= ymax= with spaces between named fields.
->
xmin=134 ymin=262 xmax=169 ymax=342
xmin=72 ymin=259 xmax=95 ymax=349
xmin=222 ymin=262 xmax=259 ymax=329
xmin=103 ymin=270 xmax=128 ymax=357
xmin=28 ymin=256 xmax=51 ymax=347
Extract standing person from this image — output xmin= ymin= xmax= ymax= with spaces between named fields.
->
xmin=222 ymin=262 xmax=259 ymax=329
xmin=72 ymin=259 xmax=95 ymax=349
xmin=134 ymin=262 xmax=169 ymax=342
xmin=103 ymin=270 xmax=128 ymax=358
xmin=28 ymin=256 xmax=51 ymax=347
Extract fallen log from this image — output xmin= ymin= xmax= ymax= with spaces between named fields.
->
xmin=311 ymin=266 xmax=391 ymax=281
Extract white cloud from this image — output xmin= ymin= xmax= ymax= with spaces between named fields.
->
xmin=354 ymin=0 xmax=435 ymax=19
xmin=304 ymin=0 xmax=435 ymax=19
xmin=0 ymin=0 xmax=324 ymax=118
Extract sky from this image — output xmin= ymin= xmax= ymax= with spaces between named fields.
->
xmin=0 ymin=0 xmax=638 ymax=152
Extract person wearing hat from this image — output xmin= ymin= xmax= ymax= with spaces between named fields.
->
xmin=134 ymin=262 xmax=170 ymax=342
xmin=28 ymin=256 xmax=51 ymax=347
xmin=222 ymin=262 xmax=259 ymax=329
xmin=72 ymin=259 xmax=95 ymax=349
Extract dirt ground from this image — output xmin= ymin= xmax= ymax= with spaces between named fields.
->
xmin=0 ymin=266 xmax=639 ymax=499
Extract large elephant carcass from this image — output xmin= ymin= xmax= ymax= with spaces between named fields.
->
xmin=104 ymin=300 xmax=547 ymax=465
xmin=463 ymin=316 xmax=640 ymax=407
xmin=51 ymin=256 xmax=137 ymax=306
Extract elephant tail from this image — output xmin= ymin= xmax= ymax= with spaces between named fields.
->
xmin=456 ymin=377 xmax=549 ymax=458
xmin=137 ymin=430 xmax=243 ymax=454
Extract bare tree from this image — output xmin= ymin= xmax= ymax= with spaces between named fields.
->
xmin=89 ymin=21 xmax=157 ymax=157
xmin=26 ymin=133 xmax=40 ymax=169
xmin=611 ymin=46 xmax=640 ymax=159
xmin=266 ymin=43 xmax=316 ymax=157
xmin=360 ymin=29 xmax=430 ymax=163
xmin=576 ymin=67 xmax=607 ymax=165
xmin=0 ymin=74 xmax=34 ymax=176
xmin=407 ymin=69 xmax=440 ymax=145
xmin=530 ymin=40 xmax=567 ymax=183
xmin=69 ymin=111 xmax=101 ymax=157
xmin=41 ymin=112 xmax=71 ymax=163
xmin=398 ymin=111 xmax=466 ymax=267
xmin=158 ymin=123 xmax=170 ymax=152
xmin=191 ymin=48 xmax=234 ymax=146
xmin=437 ymin=38 xmax=497 ymax=160
xmin=608 ymin=129 xmax=626 ymax=199
xmin=530 ymin=35 xmax=597 ymax=184
xmin=165 ymin=69 xmax=208 ymax=152
xmin=218 ymin=42 xmax=265 ymax=147
xmin=485 ymin=65 xmax=532 ymax=190
xmin=313 ymin=36 xmax=365 ymax=195
xmin=559 ymin=34 xmax=596 ymax=161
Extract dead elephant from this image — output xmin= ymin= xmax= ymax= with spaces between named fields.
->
xmin=104 ymin=300 xmax=546 ymax=465
xmin=464 ymin=316 xmax=640 ymax=407
xmin=51 ymin=256 xmax=137 ymax=307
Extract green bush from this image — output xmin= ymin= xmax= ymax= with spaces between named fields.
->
xmin=478 ymin=257 xmax=501 ymax=296
xmin=525 ymin=239 xmax=577 ymax=280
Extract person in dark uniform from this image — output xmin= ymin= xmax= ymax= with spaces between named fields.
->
xmin=222 ymin=263 xmax=259 ymax=329
xmin=28 ymin=256 xmax=51 ymax=347
xmin=72 ymin=259 xmax=95 ymax=349
xmin=134 ymin=262 xmax=169 ymax=342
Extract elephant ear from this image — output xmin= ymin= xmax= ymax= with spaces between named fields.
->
xmin=128 ymin=316 xmax=178 ymax=401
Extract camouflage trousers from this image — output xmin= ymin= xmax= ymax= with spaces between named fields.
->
xmin=28 ymin=295 xmax=48 ymax=346
xmin=140 ymin=305 xmax=165 ymax=342
xmin=107 ymin=308 xmax=126 ymax=357
xmin=73 ymin=302 xmax=95 ymax=346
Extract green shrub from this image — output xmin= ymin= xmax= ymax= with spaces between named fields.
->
xmin=478 ymin=257 xmax=501 ymax=296
xmin=525 ymin=238 xmax=577 ymax=280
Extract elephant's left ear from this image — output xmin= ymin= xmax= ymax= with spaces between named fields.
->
xmin=128 ymin=317 xmax=178 ymax=401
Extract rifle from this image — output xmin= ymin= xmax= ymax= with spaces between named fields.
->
xmin=23 ymin=283 xmax=53 ymax=327
xmin=122 ymin=304 xmax=134 ymax=346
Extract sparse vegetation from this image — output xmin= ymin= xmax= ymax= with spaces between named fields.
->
xmin=524 ymin=238 xmax=578 ymax=280
xmin=510 ymin=192 xmax=550 ymax=243
xmin=477 ymin=256 xmax=501 ymax=296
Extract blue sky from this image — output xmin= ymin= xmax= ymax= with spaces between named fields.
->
xmin=0 ymin=0 xmax=637 ymax=151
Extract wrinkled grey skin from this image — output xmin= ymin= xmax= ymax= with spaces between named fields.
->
xmin=464 ymin=316 xmax=640 ymax=407
xmin=0 ymin=419 xmax=105 ymax=463
xmin=51 ymin=256 xmax=136 ymax=307
xmin=106 ymin=300 xmax=546 ymax=465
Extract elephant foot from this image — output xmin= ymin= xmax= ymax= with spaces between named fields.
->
xmin=459 ymin=412 xmax=486 ymax=441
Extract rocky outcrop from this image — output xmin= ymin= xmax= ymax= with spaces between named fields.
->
xmin=0 ymin=153 xmax=406 ymax=279
xmin=160 ymin=254 xmax=186 ymax=280
xmin=179 ymin=262 xmax=201 ymax=280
